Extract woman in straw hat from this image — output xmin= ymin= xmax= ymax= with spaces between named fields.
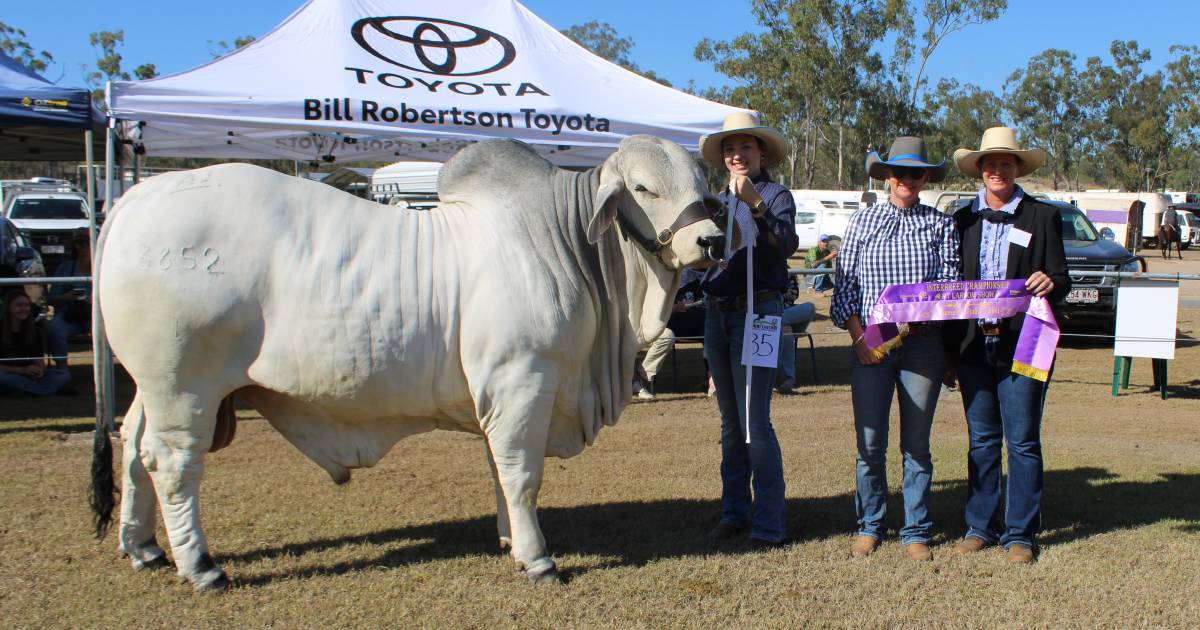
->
xmin=944 ymin=126 xmax=1070 ymax=564
xmin=697 ymin=112 xmax=798 ymax=549
xmin=830 ymin=137 xmax=961 ymax=561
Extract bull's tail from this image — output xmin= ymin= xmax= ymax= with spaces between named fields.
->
xmin=88 ymin=193 xmax=121 ymax=540
xmin=88 ymin=394 xmax=118 ymax=539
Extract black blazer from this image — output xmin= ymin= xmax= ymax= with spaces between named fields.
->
xmin=944 ymin=195 xmax=1071 ymax=360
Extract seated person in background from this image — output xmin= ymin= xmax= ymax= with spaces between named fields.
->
xmin=776 ymin=274 xmax=815 ymax=392
xmin=0 ymin=290 xmax=71 ymax=396
xmin=805 ymin=234 xmax=837 ymax=292
xmin=46 ymin=229 xmax=92 ymax=369
xmin=635 ymin=268 xmax=708 ymax=399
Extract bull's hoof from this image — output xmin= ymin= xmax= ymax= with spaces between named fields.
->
xmin=525 ymin=558 xmax=560 ymax=585
xmin=132 ymin=553 xmax=170 ymax=571
xmin=498 ymin=537 xmax=512 ymax=551
xmin=527 ymin=567 xmax=561 ymax=586
xmin=192 ymin=569 xmax=230 ymax=592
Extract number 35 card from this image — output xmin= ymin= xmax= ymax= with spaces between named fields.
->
xmin=741 ymin=314 xmax=783 ymax=368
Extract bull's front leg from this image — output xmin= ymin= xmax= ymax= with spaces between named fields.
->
xmin=482 ymin=387 xmax=558 ymax=585
xmin=483 ymin=441 xmax=512 ymax=551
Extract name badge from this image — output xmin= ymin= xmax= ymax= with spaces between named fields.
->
xmin=741 ymin=314 xmax=782 ymax=368
xmin=1009 ymin=228 xmax=1032 ymax=248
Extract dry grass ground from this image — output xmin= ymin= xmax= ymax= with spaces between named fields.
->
xmin=2 ymin=259 xmax=1199 ymax=628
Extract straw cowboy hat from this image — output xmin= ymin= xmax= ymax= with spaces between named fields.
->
xmin=699 ymin=112 xmax=790 ymax=170
xmin=864 ymin=136 xmax=947 ymax=183
xmin=953 ymin=126 xmax=1048 ymax=178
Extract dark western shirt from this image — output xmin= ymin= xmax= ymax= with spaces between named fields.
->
xmin=701 ymin=171 xmax=798 ymax=298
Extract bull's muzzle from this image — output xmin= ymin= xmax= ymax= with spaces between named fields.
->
xmin=698 ymin=234 xmax=727 ymax=264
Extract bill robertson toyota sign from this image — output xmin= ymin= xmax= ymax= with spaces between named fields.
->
xmin=303 ymin=16 xmax=613 ymax=136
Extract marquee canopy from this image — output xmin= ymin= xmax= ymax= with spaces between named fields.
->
xmin=107 ymin=0 xmax=745 ymax=166
xmin=0 ymin=51 xmax=105 ymax=161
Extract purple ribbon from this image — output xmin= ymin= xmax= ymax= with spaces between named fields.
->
xmin=864 ymin=279 xmax=1060 ymax=381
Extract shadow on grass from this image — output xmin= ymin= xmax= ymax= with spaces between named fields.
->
xmin=222 ymin=466 xmax=1200 ymax=587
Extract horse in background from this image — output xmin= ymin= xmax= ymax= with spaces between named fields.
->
xmin=1157 ymin=224 xmax=1182 ymax=259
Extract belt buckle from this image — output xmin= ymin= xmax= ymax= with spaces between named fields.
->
xmin=980 ymin=324 xmax=1001 ymax=337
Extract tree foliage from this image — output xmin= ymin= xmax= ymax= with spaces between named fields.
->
xmin=0 ymin=21 xmax=53 ymax=73
xmin=561 ymin=21 xmax=671 ymax=86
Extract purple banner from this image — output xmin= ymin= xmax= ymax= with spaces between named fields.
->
xmin=864 ymin=279 xmax=1060 ymax=381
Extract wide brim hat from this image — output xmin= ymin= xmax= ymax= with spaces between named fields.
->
xmin=954 ymin=126 xmax=1048 ymax=178
xmin=864 ymin=136 xmax=946 ymax=183
xmin=699 ymin=112 xmax=790 ymax=170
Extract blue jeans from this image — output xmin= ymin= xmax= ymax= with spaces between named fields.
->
xmin=955 ymin=344 xmax=1049 ymax=548
xmin=48 ymin=314 xmax=89 ymax=366
xmin=850 ymin=333 xmax=944 ymax=544
xmin=778 ymin=303 xmax=815 ymax=383
xmin=0 ymin=367 xmax=70 ymax=396
xmin=705 ymin=298 xmax=786 ymax=543
xmin=809 ymin=264 xmax=834 ymax=292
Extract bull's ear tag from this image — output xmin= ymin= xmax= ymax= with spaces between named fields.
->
xmin=740 ymin=314 xmax=782 ymax=368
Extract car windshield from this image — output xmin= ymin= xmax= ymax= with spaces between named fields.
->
xmin=8 ymin=198 xmax=87 ymax=220
xmin=1058 ymin=206 xmax=1099 ymax=242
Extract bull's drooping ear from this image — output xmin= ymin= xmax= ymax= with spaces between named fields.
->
xmin=587 ymin=158 xmax=624 ymax=244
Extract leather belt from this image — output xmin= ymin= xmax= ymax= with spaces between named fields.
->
xmin=907 ymin=322 xmax=940 ymax=336
xmin=980 ymin=323 xmax=1002 ymax=337
xmin=712 ymin=289 xmax=780 ymax=313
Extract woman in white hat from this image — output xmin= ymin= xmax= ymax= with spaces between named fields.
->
xmin=697 ymin=112 xmax=798 ymax=549
xmin=830 ymin=136 xmax=961 ymax=561
xmin=944 ymin=126 xmax=1070 ymax=564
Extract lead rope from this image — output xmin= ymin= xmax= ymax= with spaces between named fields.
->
xmin=727 ymin=183 xmax=754 ymax=445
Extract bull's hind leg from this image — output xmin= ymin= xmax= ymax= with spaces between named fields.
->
xmin=139 ymin=392 xmax=229 ymax=591
xmin=117 ymin=392 xmax=169 ymax=570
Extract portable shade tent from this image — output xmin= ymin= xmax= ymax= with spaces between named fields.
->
xmin=0 ymin=51 xmax=113 ymax=430
xmin=107 ymin=0 xmax=746 ymax=166
xmin=0 ymin=51 xmax=105 ymax=161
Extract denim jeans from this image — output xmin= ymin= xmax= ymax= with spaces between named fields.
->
xmin=777 ymin=302 xmax=815 ymax=384
xmin=48 ymin=315 xmax=89 ymax=366
xmin=705 ymin=297 xmax=786 ymax=543
xmin=0 ymin=367 xmax=70 ymax=396
xmin=850 ymin=333 xmax=944 ymax=544
xmin=955 ymin=343 xmax=1049 ymax=548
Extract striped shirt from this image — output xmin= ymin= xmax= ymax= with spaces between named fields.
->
xmin=830 ymin=200 xmax=962 ymax=328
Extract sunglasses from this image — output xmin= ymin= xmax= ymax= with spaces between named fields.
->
xmin=890 ymin=166 xmax=928 ymax=180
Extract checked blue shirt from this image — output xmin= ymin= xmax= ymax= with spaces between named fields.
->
xmin=831 ymin=200 xmax=962 ymax=328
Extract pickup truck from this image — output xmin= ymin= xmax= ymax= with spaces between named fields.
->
xmin=2 ymin=191 xmax=92 ymax=271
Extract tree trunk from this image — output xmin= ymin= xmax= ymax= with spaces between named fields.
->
xmin=837 ymin=121 xmax=845 ymax=188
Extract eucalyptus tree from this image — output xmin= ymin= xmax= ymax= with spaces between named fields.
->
xmin=1004 ymin=49 xmax=1085 ymax=190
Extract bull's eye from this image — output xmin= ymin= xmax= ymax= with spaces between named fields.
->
xmin=632 ymin=184 xmax=657 ymax=197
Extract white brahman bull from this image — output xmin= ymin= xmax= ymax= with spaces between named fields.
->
xmin=90 ymin=136 xmax=730 ymax=589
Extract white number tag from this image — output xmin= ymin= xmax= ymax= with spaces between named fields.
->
xmin=740 ymin=314 xmax=782 ymax=368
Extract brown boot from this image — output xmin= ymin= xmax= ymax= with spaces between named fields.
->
xmin=850 ymin=535 xmax=880 ymax=558
xmin=905 ymin=542 xmax=933 ymax=561
xmin=1006 ymin=543 xmax=1035 ymax=564
xmin=952 ymin=537 xmax=989 ymax=556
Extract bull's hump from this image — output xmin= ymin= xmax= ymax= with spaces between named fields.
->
xmin=438 ymin=140 xmax=555 ymax=204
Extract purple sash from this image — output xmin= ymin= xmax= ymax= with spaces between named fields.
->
xmin=864 ymin=279 xmax=1059 ymax=381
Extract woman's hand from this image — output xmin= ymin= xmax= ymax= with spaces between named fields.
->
xmin=729 ymin=175 xmax=764 ymax=211
xmin=846 ymin=315 xmax=881 ymax=365
xmin=854 ymin=338 xmax=881 ymax=365
xmin=1026 ymin=271 xmax=1055 ymax=297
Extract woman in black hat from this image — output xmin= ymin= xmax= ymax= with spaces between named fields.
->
xmin=830 ymin=137 xmax=961 ymax=561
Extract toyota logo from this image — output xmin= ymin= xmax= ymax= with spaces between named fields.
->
xmin=351 ymin=16 xmax=516 ymax=77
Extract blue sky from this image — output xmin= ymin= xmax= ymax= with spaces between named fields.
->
xmin=4 ymin=0 xmax=1194 ymax=98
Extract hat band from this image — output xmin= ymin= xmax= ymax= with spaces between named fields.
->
xmin=888 ymin=153 xmax=929 ymax=162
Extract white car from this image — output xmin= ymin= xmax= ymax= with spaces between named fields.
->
xmin=2 ymin=191 xmax=92 ymax=269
